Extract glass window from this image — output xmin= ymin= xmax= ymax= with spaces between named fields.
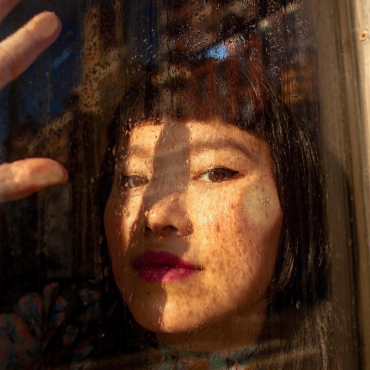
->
xmin=0 ymin=0 xmax=368 ymax=368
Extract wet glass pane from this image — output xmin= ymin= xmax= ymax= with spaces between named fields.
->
xmin=0 ymin=0 xmax=367 ymax=368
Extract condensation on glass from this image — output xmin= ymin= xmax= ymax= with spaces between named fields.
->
xmin=0 ymin=0 xmax=368 ymax=369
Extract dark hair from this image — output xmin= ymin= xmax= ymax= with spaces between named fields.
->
xmin=97 ymin=56 xmax=334 ymax=369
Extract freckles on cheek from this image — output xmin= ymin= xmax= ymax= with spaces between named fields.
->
xmin=215 ymin=222 xmax=220 ymax=233
xmin=197 ymin=191 xmax=231 ymax=229
xmin=241 ymin=180 xmax=279 ymax=229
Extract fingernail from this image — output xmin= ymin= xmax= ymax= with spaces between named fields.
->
xmin=30 ymin=12 xmax=62 ymax=42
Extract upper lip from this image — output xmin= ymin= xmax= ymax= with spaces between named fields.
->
xmin=132 ymin=250 xmax=201 ymax=270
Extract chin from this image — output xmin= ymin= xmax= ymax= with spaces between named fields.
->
xmin=127 ymin=300 xmax=203 ymax=334
xmin=138 ymin=306 xmax=236 ymax=339
xmin=131 ymin=312 xmax=194 ymax=334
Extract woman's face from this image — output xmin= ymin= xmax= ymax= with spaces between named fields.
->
xmin=104 ymin=119 xmax=282 ymax=339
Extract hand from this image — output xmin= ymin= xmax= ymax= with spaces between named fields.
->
xmin=0 ymin=0 xmax=67 ymax=202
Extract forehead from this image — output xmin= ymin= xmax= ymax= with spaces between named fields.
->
xmin=125 ymin=120 xmax=267 ymax=157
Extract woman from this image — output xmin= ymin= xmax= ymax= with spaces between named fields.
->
xmin=98 ymin=56 xmax=332 ymax=369
xmin=0 ymin=1 xmax=333 ymax=369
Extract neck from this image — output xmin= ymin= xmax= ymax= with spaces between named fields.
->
xmin=156 ymin=299 xmax=268 ymax=353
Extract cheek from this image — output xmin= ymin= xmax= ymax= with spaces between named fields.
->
xmin=104 ymin=195 xmax=121 ymax=247
xmin=105 ymin=191 xmax=147 ymax=299
xmin=194 ymin=178 xmax=280 ymax=243
xmin=242 ymin=179 xmax=280 ymax=225
xmin=104 ymin=194 xmax=126 ymax=278
xmin=191 ymin=177 xmax=281 ymax=291
xmin=237 ymin=179 xmax=281 ymax=285
xmin=104 ymin=191 xmax=143 ymax=292
xmin=104 ymin=189 xmax=143 ymax=247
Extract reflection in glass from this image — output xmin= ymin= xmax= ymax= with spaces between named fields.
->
xmin=0 ymin=0 xmax=360 ymax=369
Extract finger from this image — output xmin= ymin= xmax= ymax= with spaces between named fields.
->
xmin=0 ymin=0 xmax=22 ymax=24
xmin=0 ymin=158 xmax=68 ymax=202
xmin=0 ymin=11 xmax=61 ymax=90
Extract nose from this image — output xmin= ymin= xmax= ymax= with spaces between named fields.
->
xmin=145 ymin=192 xmax=193 ymax=237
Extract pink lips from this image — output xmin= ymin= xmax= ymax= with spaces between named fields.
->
xmin=132 ymin=250 xmax=201 ymax=283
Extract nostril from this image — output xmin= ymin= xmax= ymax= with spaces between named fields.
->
xmin=163 ymin=225 xmax=178 ymax=233
xmin=161 ymin=225 xmax=179 ymax=236
xmin=145 ymin=225 xmax=178 ymax=236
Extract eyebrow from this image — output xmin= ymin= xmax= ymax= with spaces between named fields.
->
xmin=118 ymin=146 xmax=151 ymax=159
xmin=120 ymin=138 xmax=258 ymax=162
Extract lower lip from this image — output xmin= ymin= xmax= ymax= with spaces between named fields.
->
xmin=135 ymin=266 xmax=199 ymax=283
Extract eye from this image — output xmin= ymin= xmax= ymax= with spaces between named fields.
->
xmin=119 ymin=175 xmax=149 ymax=189
xmin=195 ymin=168 xmax=239 ymax=183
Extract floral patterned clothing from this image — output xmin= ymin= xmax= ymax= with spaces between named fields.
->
xmin=0 ymin=282 xmax=102 ymax=369
xmin=148 ymin=344 xmax=263 ymax=370
xmin=0 ymin=282 xmax=265 ymax=370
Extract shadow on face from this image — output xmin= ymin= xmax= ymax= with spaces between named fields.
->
xmin=104 ymin=118 xmax=282 ymax=352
